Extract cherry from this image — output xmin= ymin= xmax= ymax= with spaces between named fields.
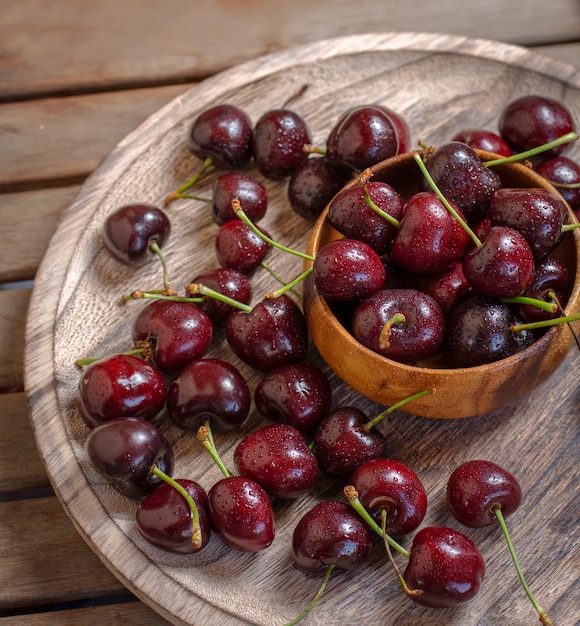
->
xmin=287 ymin=155 xmax=351 ymax=221
xmin=190 ymin=267 xmax=252 ymax=324
xmin=187 ymin=103 xmax=253 ymax=169
xmin=414 ymin=261 xmax=474 ymax=315
xmin=85 ymin=416 xmax=174 ymax=499
xmin=390 ymin=191 xmax=470 ymax=274
xmin=326 ymin=105 xmax=399 ymax=172
xmin=445 ymin=295 xmax=535 ymax=367
xmin=352 ymin=288 xmax=445 ymax=363
xmin=131 ymin=299 xmax=213 ymax=374
xmin=350 ymin=458 xmax=427 ymax=537
xmin=489 ymin=187 xmax=570 ymax=259
xmin=312 ymin=238 xmax=386 ymax=301
xmin=452 ymin=128 xmax=513 ymax=157
xmin=77 ymin=353 xmax=166 ymax=429
xmin=167 ymin=358 xmax=250 ymax=433
xmin=225 ymin=294 xmax=308 ymax=371
xmin=136 ymin=478 xmax=211 ymax=554
xmin=214 ymin=219 xmax=272 ymax=275
xmin=376 ymin=104 xmax=411 ymax=153
xmin=211 ymin=172 xmax=267 ymax=225
xmin=403 ymin=526 xmax=486 ymax=608
xmin=254 ymin=363 xmax=332 ymax=436
xmin=252 ymin=108 xmax=311 ymax=180
xmin=103 ymin=203 xmax=170 ymax=265
xmin=498 ymin=95 xmax=575 ymax=157
xmin=233 ymin=423 xmax=318 ymax=499
xmin=535 ymin=155 xmax=580 ymax=215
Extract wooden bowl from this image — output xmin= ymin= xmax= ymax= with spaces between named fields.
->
xmin=303 ymin=149 xmax=580 ymax=418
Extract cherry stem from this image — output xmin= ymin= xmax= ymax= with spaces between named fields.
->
xmin=500 ymin=295 xmax=558 ymax=314
xmin=549 ymin=180 xmax=580 ymax=190
xmin=120 ymin=291 xmax=201 ymax=305
xmin=359 ymin=169 xmax=401 ymax=228
xmin=413 ymin=151 xmax=483 ymax=248
xmin=173 ymin=193 xmax=211 ymax=203
xmin=150 ymin=466 xmax=204 ymax=551
xmin=185 ymin=283 xmax=253 ymax=313
xmin=379 ymin=312 xmax=406 ymax=350
xmin=233 ymin=201 xmax=315 ymax=262
xmin=75 ymin=347 xmax=148 ymax=367
xmin=343 ymin=486 xmax=410 ymax=559
xmin=483 ymin=131 xmax=579 ymax=168
xmin=561 ymin=222 xmax=580 ymax=232
xmin=493 ymin=506 xmax=553 ymax=626
xmin=197 ymin=421 xmax=233 ymax=478
xmin=364 ymin=389 xmax=434 ymax=430
xmin=261 ymin=262 xmax=302 ymax=299
xmin=512 ymin=311 xmax=580 ymax=333
xmin=266 ymin=267 xmax=313 ymax=299
xmin=303 ymin=143 xmax=326 ymax=156
xmin=164 ymin=155 xmax=213 ymax=206
xmin=148 ymin=240 xmax=173 ymax=293
xmin=283 ymin=564 xmax=335 ymax=626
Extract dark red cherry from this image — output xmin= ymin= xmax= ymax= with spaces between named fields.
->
xmin=132 ymin=299 xmax=213 ymax=374
xmin=167 ymin=358 xmax=251 ymax=433
xmin=103 ymin=203 xmax=170 ymax=265
xmin=447 ymin=459 xmax=522 ymax=528
xmin=376 ymin=105 xmax=411 ymax=153
xmin=252 ymin=108 xmax=311 ymax=180
xmin=292 ymin=500 xmax=374 ymax=573
xmin=214 ymin=219 xmax=272 ymax=275
xmin=233 ymin=423 xmax=318 ymax=499
xmin=254 ymin=363 xmax=332 ymax=436
xmin=415 ymin=261 xmax=474 ymax=316
xmin=403 ymin=526 xmax=485 ymax=608
xmin=136 ymin=478 xmax=211 ymax=554
xmin=85 ymin=417 xmax=174 ymax=499
xmin=535 ymin=155 xmax=580 ymax=213
xmin=225 ymin=294 xmax=308 ymax=371
xmin=211 ymin=172 xmax=267 ymax=225
xmin=498 ymin=94 xmax=575 ymax=157
xmin=188 ymin=104 xmax=253 ymax=169
xmin=208 ymin=476 xmax=275 ymax=552
xmin=77 ymin=354 xmax=167 ymax=429
xmin=326 ymin=105 xmax=399 ymax=172
xmin=350 ymin=458 xmax=427 ymax=536
xmin=452 ymin=128 xmax=513 ymax=157
xmin=313 ymin=238 xmax=386 ymax=301
xmin=190 ymin=267 xmax=252 ymax=323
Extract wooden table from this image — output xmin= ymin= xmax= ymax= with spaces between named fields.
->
xmin=0 ymin=2 xmax=579 ymax=625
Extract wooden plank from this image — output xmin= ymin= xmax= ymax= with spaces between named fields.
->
xmin=1 ymin=0 xmax=579 ymax=100
xmin=0 ymin=289 xmax=29 ymax=392
xmin=0 ymin=393 xmax=49 ymax=492
xmin=0 ymin=497 xmax=127 ymax=610
xmin=532 ymin=42 xmax=580 ymax=67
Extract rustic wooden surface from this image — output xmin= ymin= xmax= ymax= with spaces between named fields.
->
xmin=1 ymin=3 xmax=579 ymax=625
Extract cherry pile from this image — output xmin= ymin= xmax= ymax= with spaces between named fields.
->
xmin=75 ymin=92 xmax=579 ymax=624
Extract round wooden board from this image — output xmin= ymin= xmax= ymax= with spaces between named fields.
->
xmin=24 ymin=33 xmax=580 ymax=626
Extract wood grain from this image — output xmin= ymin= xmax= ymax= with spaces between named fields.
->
xmin=0 ymin=290 xmax=30 ymax=392
xmin=23 ymin=34 xmax=580 ymax=626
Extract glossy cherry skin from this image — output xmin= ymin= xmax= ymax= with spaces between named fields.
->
xmin=190 ymin=267 xmax=252 ymax=324
xmin=391 ymin=191 xmax=470 ymax=274
xmin=136 ymin=479 xmax=211 ymax=554
xmin=103 ymin=203 xmax=170 ymax=265
xmin=233 ymin=424 xmax=318 ymax=499
xmin=536 ymin=155 xmax=580 ymax=214
xmin=167 ymin=358 xmax=251 ymax=433
xmin=208 ymin=476 xmax=275 ymax=552
xmin=350 ymin=458 xmax=427 ymax=536
xmin=376 ymin=105 xmax=411 ymax=153
xmin=252 ymin=109 xmax=311 ymax=180
xmin=211 ymin=172 xmax=267 ymax=225
xmin=313 ymin=238 xmax=386 ymax=302
xmin=352 ymin=288 xmax=445 ymax=363
xmin=77 ymin=354 xmax=167 ymax=429
xmin=327 ymin=181 xmax=405 ymax=255
xmin=462 ymin=226 xmax=535 ymax=298
xmin=188 ymin=104 xmax=253 ymax=169
xmin=225 ymin=294 xmax=308 ymax=371
xmin=132 ymin=299 xmax=213 ymax=374
xmin=489 ymin=187 xmax=570 ymax=259
xmin=415 ymin=261 xmax=474 ymax=316
xmin=498 ymin=95 xmax=575 ymax=157
xmin=313 ymin=407 xmax=385 ymax=478
xmin=446 ymin=459 xmax=522 ymax=528
xmin=292 ymin=500 xmax=374 ymax=573
xmin=85 ymin=417 xmax=174 ymax=499
xmin=445 ymin=295 xmax=535 ymax=367
xmin=403 ymin=526 xmax=486 ymax=608
xmin=254 ymin=363 xmax=332 ymax=436
xmin=214 ymin=219 xmax=272 ymax=275
xmin=452 ymin=128 xmax=513 ymax=157
xmin=326 ymin=105 xmax=399 ymax=172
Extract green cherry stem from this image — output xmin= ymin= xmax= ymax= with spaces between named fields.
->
xmin=164 ymin=156 xmax=213 ymax=206
xmin=150 ymin=466 xmax=204 ymax=551
xmin=512 ymin=311 xmax=580 ymax=333
xmin=260 ymin=262 xmax=302 ymax=299
xmin=185 ymin=283 xmax=253 ymax=312
xmin=493 ymin=506 xmax=553 ymax=626
xmin=283 ymin=564 xmax=335 ymax=626
xmin=483 ymin=131 xmax=579 ymax=167
xmin=266 ymin=266 xmax=313 ymax=299
xmin=549 ymin=180 xmax=580 ymax=190
xmin=148 ymin=240 xmax=173 ymax=294
xmin=359 ymin=169 xmax=402 ymax=228
xmin=364 ymin=389 xmax=434 ymax=430
xmin=500 ymin=295 xmax=558 ymax=314
xmin=75 ymin=347 xmax=149 ymax=367
xmin=561 ymin=222 xmax=580 ymax=233
xmin=120 ymin=290 xmax=200 ymax=304
xmin=197 ymin=421 xmax=233 ymax=478
xmin=344 ymin=486 xmax=410 ymax=559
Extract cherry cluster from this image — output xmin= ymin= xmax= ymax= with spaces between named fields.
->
xmin=75 ymin=92 xmax=578 ymax=624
